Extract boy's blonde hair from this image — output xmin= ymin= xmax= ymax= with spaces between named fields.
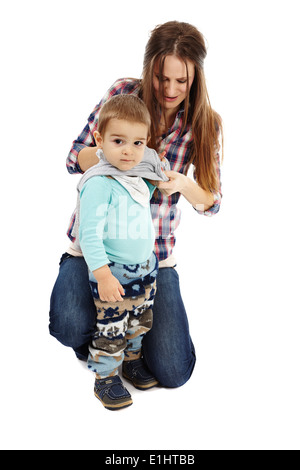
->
xmin=97 ymin=94 xmax=151 ymax=137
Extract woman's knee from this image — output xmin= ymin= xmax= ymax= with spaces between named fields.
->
xmin=155 ymin=355 xmax=196 ymax=388
xmin=49 ymin=310 xmax=89 ymax=349
xmin=143 ymin=339 xmax=196 ymax=388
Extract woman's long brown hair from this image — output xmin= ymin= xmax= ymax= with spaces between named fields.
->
xmin=139 ymin=21 xmax=223 ymax=193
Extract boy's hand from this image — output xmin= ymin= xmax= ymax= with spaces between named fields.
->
xmin=98 ymin=276 xmax=125 ymax=302
xmin=93 ymin=265 xmax=125 ymax=302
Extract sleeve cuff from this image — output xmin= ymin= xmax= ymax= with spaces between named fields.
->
xmin=66 ymin=144 xmax=86 ymax=174
xmin=194 ymin=192 xmax=222 ymax=217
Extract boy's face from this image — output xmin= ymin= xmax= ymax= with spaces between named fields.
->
xmin=94 ymin=119 xmax=148 ymax=171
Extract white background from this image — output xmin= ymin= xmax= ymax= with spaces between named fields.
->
xmin=1 ymin=0 xmax=300 ymax=450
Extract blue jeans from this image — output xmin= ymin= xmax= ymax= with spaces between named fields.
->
xmin=49 ymin=253 xmax=196 ymax=388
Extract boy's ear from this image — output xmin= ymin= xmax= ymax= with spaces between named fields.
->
xmin=93 ymin=130 xmax=103 ymax=148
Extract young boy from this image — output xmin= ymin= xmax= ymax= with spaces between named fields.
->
xmin=68 ymin=94 xmax=169 ymax=410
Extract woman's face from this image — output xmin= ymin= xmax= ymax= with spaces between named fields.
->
xmin=153 ymin=54 xmax=195 ymax=113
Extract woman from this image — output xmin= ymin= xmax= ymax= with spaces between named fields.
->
xmin=49 ymin=21 xmax=223 ymax=388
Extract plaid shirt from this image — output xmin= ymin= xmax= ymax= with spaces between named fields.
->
xmin=67 ymin=78 xmax=222 ymax=261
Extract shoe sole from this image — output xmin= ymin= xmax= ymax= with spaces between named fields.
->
xmin=122 ymin=371 xmax=159 ymax=390
xmin=94 ymin=392 xmax=133 ymax=411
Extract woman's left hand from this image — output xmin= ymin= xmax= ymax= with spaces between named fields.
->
xmin=156 ymin=170 xmax=187 ymax=197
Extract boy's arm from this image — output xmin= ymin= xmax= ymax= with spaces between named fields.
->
xmin=79 ymin=177 xmax=125 ymax=302
xmin=79 ymin=177 xmax=110 ymax=270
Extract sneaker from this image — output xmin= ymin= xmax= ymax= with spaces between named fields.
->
xmin=122 ymin=358 xmax=159 ymax=390
xmin=94 ymin=376 xmax=133 ymax=411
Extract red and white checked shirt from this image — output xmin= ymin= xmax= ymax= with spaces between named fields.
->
xmin=67 ymin=78 xmax=222 ymax=262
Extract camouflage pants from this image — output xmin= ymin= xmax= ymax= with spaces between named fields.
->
xmin=87 ymin=253 xmax=158 ymax=379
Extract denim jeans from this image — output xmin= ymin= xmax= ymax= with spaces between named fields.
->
xmin=49 ymin=253 xmax=196 ymax=388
